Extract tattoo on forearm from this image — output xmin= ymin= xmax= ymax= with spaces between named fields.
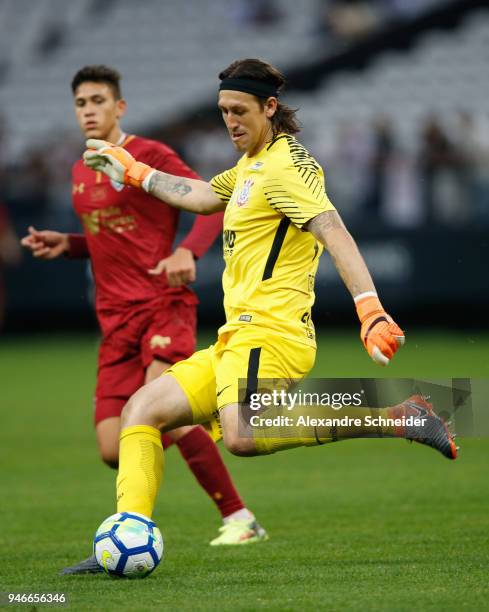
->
xmin=150 ymin=172 xmax=192 ymax=198
xmin=307 ymin=210 xmax=343 ymax=235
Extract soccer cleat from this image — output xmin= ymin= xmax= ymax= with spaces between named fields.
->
xmin=400 ymin=394 xmax=458 ymax=460
xmin=210 ymin=519 xmax=269 ymax=546
xmin=60 ymin=554 xmax=102 ymax=575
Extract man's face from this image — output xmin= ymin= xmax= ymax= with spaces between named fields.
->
xmin=73 ymin=81 xmax=126 ymax=140
xmin=218 ymin=90 xmax=276 ymax=156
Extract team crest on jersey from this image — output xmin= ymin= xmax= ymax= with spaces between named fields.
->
xmin=236 ymin=178 xmax=254 ymax=207
xmin=110 ymin=179 xmax=125 ymax=192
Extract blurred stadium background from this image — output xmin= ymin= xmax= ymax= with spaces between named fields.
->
xmin=1 ymin=0 xmax=488 ymax=333
xmin=2 ymin=2 xmax=489 ymax=610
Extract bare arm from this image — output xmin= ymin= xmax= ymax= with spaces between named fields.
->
xmin=306 ymin=209 xmax=405 ymax=366
xmin=305 ymin=210 xmax=375 ymax=298
xmin=83 ymin=139 xmax=225 ymax=215
xmin=145 ymin=171 xmax=225 ymax=215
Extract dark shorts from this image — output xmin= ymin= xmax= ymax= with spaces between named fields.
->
xmin=94 ymin=299 xmax=196 ymax=425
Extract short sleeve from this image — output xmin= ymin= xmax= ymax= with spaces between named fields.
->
xmin=263 ymin=163 xmax=335 ymax=229
xmin=210 ymin=166 xmax=237 ymax=204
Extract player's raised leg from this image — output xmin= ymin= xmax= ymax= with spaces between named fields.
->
xmin=214 ymin=330 xmax=457 ymax=461
xmin=219 ymin=396 xmax=457 ymax=460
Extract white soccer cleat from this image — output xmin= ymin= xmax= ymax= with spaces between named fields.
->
xmin=210 ymin=519 xmax=269 ymax=546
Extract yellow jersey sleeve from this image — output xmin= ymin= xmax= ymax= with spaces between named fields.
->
xmin=263 ymin=162 xmax=335 ymax=229
xmin=210 ymin=165 xmax=238 ymax=204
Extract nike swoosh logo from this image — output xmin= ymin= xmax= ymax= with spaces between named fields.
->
xmin=217 ymin=385 xmax=232 ymax=397
xmin=102 ymin=550 xmax=113 ymax=572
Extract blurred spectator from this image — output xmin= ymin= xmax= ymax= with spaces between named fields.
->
xmin=230 ymin=0 xmax=283 ymax=27
xmin=450 ymin=111 xmax=489 ymax=225
xmin=321 ymin=119 xmax=373 ymax=223
xmin=383 ymin=0 xmax=447 ymax=21
xmin=0 ymin=113 xmax=7 ymax=169
xmin=382 ymin=150 xmax=423 ymax=228
xmin=315 ymin=0 xmax=382 ymax=46
xmin=4 ymin=150 xmax=51 ymax=220
xmin=418 ymin=115 xmax=469 ymax=225
xmin=37 ymin=21 xmax=65 ymax=57
xmin=0 ymin=202 xmax=21 ymax=330
xmin=314 ymin=0 xmax=448 ymax=49
xmin=362 ymin=115 xmax=396 ymax=218
xmin=44 ymin=130 xmax=81 ymax=219
xmin=180 ymin=121 xmax=239 ymax=181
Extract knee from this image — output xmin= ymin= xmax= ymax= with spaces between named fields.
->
xmin=223 ymin=432 xmax=256 ymax=457
xmin=120 ymin=387 xmax=155 ymax=429
xmin=121 ymin=375 xmax=190 ymax=432
xmin=121 ymin=383 xmax=175 ymax=431
xmin=120 ymin=395 xmax=138 ymax=428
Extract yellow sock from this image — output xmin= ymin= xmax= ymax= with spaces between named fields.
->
xmin=253 ymin=406 xmax=400 ymax=455
xmin=116 ymin=425 xmax=163 ymax=518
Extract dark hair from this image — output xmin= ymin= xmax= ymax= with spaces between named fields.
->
xmin=71 ymin=65 xmax=122 ymax=99
xmin=219 ymin=58 xmax=300 ymax=136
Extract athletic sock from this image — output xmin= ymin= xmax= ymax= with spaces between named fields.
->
xmin=176 ymin=426 xmax=245 ymax=518
xmin=253 ymin=405 xmax=404 ymax=454
xmin=117 ymin=425 xmax=163 ymax=518
xmin=223 ymin=508 xmax=254 ymax=524
xmin=161 ymin=433 xmax=174 ymax=450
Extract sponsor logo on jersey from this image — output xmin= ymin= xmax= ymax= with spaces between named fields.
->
xmin=223 ymin=229 xmax=236 ymax=257
xmin=250 ymin=162 xmax=264 ymax=171
xmin=236 ymin=178 xmax=254 ymax=207
xmin=81 ymin=206 xmax=137 ymax=235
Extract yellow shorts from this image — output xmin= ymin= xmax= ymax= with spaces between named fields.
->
xmin=165 ymin=326 xmax=316 ymax=441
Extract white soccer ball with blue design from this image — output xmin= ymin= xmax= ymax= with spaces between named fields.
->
xmin=94 ymin=512 xmax=163 ymax=578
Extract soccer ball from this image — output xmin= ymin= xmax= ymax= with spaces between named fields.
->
xmin=94 ymin=512 xmax=164 ymax=578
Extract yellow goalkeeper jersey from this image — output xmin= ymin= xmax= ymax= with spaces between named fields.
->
xmin=210 ymin=133 xmax=335 ymax=347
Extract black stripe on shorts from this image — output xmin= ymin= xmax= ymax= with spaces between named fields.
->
xmin=244 ymin=347 xmax=262 ymax=405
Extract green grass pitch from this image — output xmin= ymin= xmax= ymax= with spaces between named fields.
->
xmin=1 ymin=329 xmax=488 ymax=611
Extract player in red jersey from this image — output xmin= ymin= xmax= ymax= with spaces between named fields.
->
xmin=21 ymin=66 xmax=267 ymax=572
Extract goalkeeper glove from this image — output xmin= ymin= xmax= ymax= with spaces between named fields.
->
xmin=83 ymin=139 xmax=156 ymax=190
xmin=355 ymin=292 xmax=405 ymax=366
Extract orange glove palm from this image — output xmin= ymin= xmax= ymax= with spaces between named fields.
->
xmin=83 ymin=139 xmax=155 ymax=189
xmin=356 ymin=294 xmax=405 ymax=366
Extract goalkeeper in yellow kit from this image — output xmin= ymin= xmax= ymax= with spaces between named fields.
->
xmin=83 ymin=58 xmax=457 ymax=524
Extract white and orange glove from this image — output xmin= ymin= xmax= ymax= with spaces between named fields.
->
xmin=355 ymin=292 xmax=405 ymax=366
xmin=83 ymin=139 xmax=156 ymax=190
